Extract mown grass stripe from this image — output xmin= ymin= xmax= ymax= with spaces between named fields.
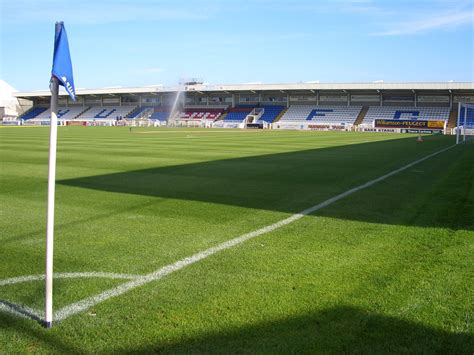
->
xmin=52 ymin=143 xmax=456 ymax=322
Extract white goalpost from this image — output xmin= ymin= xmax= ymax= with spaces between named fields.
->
xmin=456 ymin=102 xmax=474 ymax=144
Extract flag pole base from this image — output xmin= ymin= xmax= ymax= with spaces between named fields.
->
xmin=43 ymin=321 xmax=53 ymax=328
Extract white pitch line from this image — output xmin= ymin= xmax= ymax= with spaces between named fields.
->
xmin=0 ymin=301 xmax=43 ymax=322
xmin=0 ymin=272 xmax=141 ymax=323
xmin=53 ymin=144 xmax=456 ymax=322
xmin=0 ymin=272 xmax=140 ymax=287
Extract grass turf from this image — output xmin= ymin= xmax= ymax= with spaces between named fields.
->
xmin=0 ymin=127 xmax=472 ymax=353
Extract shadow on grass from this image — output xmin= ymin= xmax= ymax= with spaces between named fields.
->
xmin=0 ymin=300 xmax=43 ymax=324
xmin=0 ymin=314 xmax=80 ymax=354
xmin=59 ymin=136 xmax=472 ymax=230
xmin=2 ymin=305 xmax=471 ymax=353
xmin=127 ymin=306 xmax=473 ymax=353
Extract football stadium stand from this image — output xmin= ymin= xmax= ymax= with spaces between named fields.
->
xmin=150 ymin=108 xmax=171 ymax=121
xmin=80 ymin=106 xmax=136 ymax=120
xmin=361 ymin=106 xmax=451 ymax=125
xmin=224 ymin=107 xmax=254 ymax=122
xmin=126 ymin=106 xmax=153 ymax=119
xmin=178 ymin=108 xmax=225 ymax=121
xmin=256 ymin=105 xmax=286 ymax=123
xmin=280 ymin=105 xmax=362 ymax=125
xmin=19 ymin=107 xmax=48 ymax=120
xmin=11 ymin=82 xmax=474 ymax=132
xmin=33 ymin=106 xmax=89 ymax=120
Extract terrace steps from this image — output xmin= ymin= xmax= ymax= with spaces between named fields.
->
xmin=447 ymin=107 xmax=459 ymax=129
xmin=354 ymin=106 xmax=369 ymax=126
xmin=215 ymin=112 xmax=227 ymax=121
xmin=126 ymin=106 xmax=143 ymax=119
xmin=19 ymin=106 xmax=47 ymax=120
xmin=75 ymin=107 xmax=91 ymax=119
xmin=272 ymin=108 xmax=288 ymax=123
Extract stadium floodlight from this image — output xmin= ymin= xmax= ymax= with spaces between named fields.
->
xmin=45 ymin=21 xmax=76 ymax=328
xmin=456 ymin=102 xmax=474 ymax=144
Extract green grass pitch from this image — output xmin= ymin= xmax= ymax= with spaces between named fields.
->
xmin=0 ymin=126 xmax=473 ymax=353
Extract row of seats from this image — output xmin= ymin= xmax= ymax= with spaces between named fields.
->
xmin=129 ymin=105 xmax=277 ymax=123
xmin=126 ymin=107 xmax=170 ymax=121
xmin=178 ymin=108 xmax=225 ymax=120
xmin=361 ymin=106 xmax=450 ymax=125
xmin=21 ymin=106 xmax=137 ymax=120
xmin=223 ymin=105 xmax=285 ymax=123
xmin=280 ymin=105 xmax=362 ymax=125
xmin=224 ymin=107 xmax=254 ymax=122
xmin=33 ymin=106 xmax=88 ymax=120
xmin=459 ymin=105 xmax=474 ymax=126
xmin=85 ymin=106 xmax=136 ymax=120
xmin=126 ymin=106 xmax=152 ymax=119
xmin=19 ymin=105 xmax=455 ymax=125
xmin=128 ymin=106 xmax=225 ymax=121
xmin=150 ymin=108 xmax=170 ymax=121
xmin=19 ymin=107 xmax=47 ymax=120
xmin=256 ymin=105 xmax=286 ymax=123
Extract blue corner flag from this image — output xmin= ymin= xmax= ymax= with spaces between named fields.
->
xmin=51 ymin=22 xmax=76 ymax=101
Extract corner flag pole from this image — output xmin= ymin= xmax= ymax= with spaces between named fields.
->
xmin=46 ymin=19 xmax=77 ymax=328
xmin=45 ymin=75 xmax=59 ymax=328
xmin=45 ymin=22 xmax=62 ymax=329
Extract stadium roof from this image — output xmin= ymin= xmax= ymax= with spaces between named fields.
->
xmin=13 ymin=82 xmax=474 ymax=99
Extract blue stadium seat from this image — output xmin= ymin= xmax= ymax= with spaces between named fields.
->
xmin=280 ymin=105 xmax=361 ymax=125
xmin=94 ymin=108 xmax=116 ymax=119
xmin=224 ymin=107 xmax=254 ymax=122
xmin=306 ymin=109 xmax=334 ymax=120
xmin=459 ymin=106 xmax=474 ymax=126
xmin=57 ymin=109 xmax=70 ymax=118
xmin=393 ymin=110 xmax=420 ymax=120
xmin=361 ymin=107 xmax=450 ymax=125
xmin=127 ymin=107 xmax=150 ymax=119
xmin=20 ymin=107 xmax=48 ymax=120
xmin=150 ymin=109 xmax=170 ymax=121
xmin=258 ymin=105 xmax=285 ymax=123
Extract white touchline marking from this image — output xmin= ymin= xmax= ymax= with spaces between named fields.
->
xmin=0 ymin=301 xmax=43 ymax=322
xmin=0 ymin=272 xmax=141 ymax=322
xmin=49 ymin=143 xmax=456 ymax=322
xmin=0 ymin=272 xmax=141 ymax=287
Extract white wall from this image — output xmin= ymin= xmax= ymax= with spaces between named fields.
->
xmin=0 ymin=80 xmax=22 ymax=117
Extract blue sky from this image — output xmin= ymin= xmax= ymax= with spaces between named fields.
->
xmin=1 ymin=0 xmax=473 ymax=91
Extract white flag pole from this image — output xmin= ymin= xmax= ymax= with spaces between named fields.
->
xmin=45 ymin=22 xmax=61 ymax=329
